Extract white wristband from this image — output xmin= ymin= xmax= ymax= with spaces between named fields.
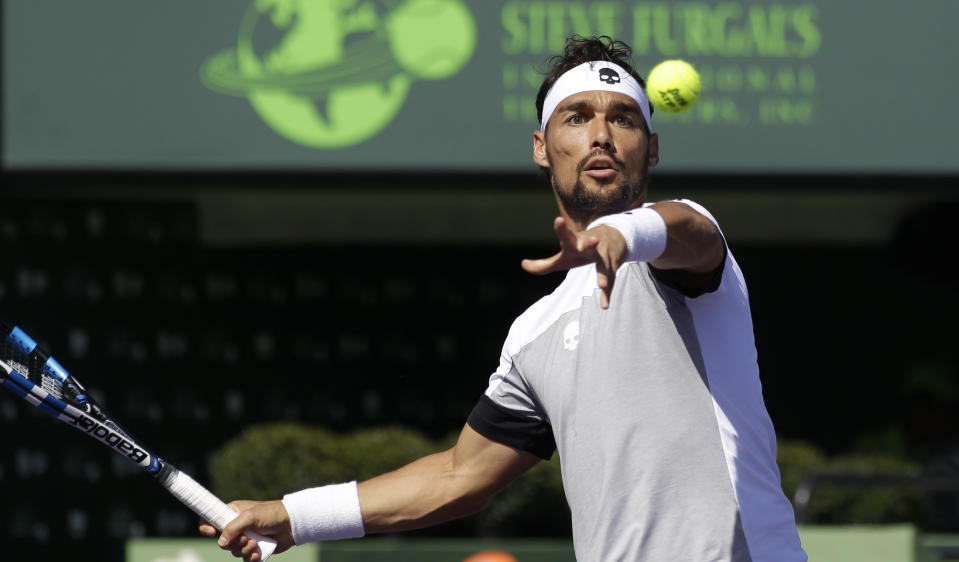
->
xmin=282 ymin=482 xmax=365 ymax=544
xmin=589 ymin=208 xmax=667 ymax=263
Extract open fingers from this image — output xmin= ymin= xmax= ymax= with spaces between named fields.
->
xmin=596 ymin=268 xmax=614 ymax=310
xmin=522 ymin=243 xmax=599 ymax=275
xmin=555 ymin=218 xmax=601 ymax=255
xmin=524 ymin=217 xmax=630 ymax=309
xmin=522 ymin=218 xmax=580 ymax=275
xmin=520 ymin=250 xmax=563 ymax=275
xmin=595 ymin=234 xmax=623 ymax=309
xmin=523 ymin=218 xmax=602 ymax=275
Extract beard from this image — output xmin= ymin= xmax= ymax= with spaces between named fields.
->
xmin=549 ymin=148 xmax=649 ymax=219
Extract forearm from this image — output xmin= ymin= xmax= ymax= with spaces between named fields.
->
xmin=281 ymin=425 xmax=538 ymax=544
xmin=358 ymin=449 xmax=490 ymax=533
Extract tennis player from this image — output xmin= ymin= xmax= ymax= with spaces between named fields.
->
xmin=201 ymin=35 xmax=807 ymax=561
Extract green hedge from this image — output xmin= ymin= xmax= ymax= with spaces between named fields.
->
xmin=210 ymin=423 xmax=436 ymax=500
xmin=209 ymin=422 xmax=569 ymax=537
xmin=777 ymin=440 xmax=923 ymax=525
xmin=209 ymin=424 xmax=924 ymax=534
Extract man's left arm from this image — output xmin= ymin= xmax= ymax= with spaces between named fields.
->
xmin=522 ymin=201 xmax=725 ymax=307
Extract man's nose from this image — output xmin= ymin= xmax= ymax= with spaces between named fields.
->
xmin=590 ymin=119 xmax=613 ymax=151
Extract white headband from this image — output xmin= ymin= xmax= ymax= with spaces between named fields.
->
xmin=540 ymin=61 xmax=652 ymax=133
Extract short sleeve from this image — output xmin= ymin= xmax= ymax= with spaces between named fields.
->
xmin=467 ymin=395 xmax=556 ymax=460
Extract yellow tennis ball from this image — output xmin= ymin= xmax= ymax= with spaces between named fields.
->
xmin=646 ymin=60 xmax=701 ymax=114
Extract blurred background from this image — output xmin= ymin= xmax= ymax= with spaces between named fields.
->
xmin=2 ymin=0 xmax=958 ymax=560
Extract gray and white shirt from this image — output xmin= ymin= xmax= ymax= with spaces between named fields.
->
xmin=468 ymin=201 xmax=806 ymax=561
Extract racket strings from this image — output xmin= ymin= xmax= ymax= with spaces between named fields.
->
xmin=1 ymin=323 xmax=138 ymax=446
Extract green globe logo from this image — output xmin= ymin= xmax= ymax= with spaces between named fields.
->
xmin=201 ymin=0 xmax=476 ymax=149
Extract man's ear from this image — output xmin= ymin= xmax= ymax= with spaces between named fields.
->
xmin=647 ymin=133 xmax=660 ymax=169
xmin=533 ymin=130 xmax=550 ymax=168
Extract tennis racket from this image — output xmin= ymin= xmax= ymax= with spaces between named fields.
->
xmin=0 ymin=317 xmax=277 ymax=560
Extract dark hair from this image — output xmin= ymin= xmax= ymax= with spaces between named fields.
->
xmin=535 ymin=35 xmax=652 ymax=129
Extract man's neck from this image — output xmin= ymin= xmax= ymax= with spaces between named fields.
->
xmin=556 ymin=198 xmax=648 ymax=232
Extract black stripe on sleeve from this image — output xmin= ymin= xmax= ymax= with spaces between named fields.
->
xmin=649 ymin=245 xmax=728 ymax=298
xmin=467 ymin=395 xmax=556 ymax=460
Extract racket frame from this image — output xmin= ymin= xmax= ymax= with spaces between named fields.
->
xmin=0 ymin=325 xmax=277 ymax=559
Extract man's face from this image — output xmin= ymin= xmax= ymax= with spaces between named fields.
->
xmin=533 ymin=90 xmax=659 ymax=222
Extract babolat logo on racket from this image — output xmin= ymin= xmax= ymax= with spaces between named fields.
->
xmin=66 ymin=411 xmax=150 ymax=465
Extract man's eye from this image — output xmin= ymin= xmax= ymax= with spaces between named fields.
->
xmin=613 ymin=115 xmax=634 ymax=126
xmin=568 ymin=114 xmax=585 ymax=124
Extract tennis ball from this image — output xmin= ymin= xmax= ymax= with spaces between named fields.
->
xmin=386 ymin=0 xmax=477 ymax=80
xmin=646 ymin=60 xmax=701 ymax=114
xmin=462 ymin=550 xmax=519 ymax=562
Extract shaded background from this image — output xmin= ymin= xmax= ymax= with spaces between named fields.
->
xmin=2 ymin=0 xmax=959 ymax=559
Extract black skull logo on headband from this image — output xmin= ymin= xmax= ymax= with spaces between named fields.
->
xmin=598 ymin=68 xmax=621 ymax=84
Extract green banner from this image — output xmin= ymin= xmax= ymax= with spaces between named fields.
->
xmin=4 ymin=0 xmax=957 ymax=172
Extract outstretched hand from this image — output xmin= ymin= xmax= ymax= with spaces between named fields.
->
xmin=521 ymin=217 xmax=628 ymax=309
xmin=199 ymin=500 xmax=294 ymax=562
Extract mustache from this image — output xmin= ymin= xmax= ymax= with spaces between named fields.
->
xmin=576 ymin=149 xmax=626 ymax=173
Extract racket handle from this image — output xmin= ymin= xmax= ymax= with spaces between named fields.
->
xmin=160 ymin=467 xmax=278 ymax=560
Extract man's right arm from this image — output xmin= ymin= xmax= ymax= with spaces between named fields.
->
xmin=208 ymin=423 xmax=541 ymax=560
xmin=358 ymin=423 xmax=542 ymax=532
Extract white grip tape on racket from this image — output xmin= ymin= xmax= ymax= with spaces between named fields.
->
xmin=161 ymin=469 xmax=278 ymax=560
